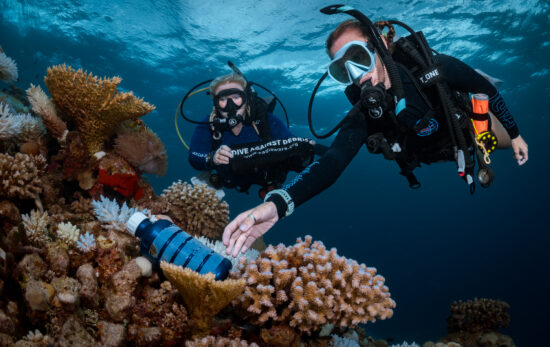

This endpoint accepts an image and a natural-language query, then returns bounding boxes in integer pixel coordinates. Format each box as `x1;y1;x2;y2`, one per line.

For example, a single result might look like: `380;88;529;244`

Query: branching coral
231;235;396;335
0;51;17;82
161;262;246;337
114;122;167;176
447;298;510;333
76;232;96;253
161;181;229;239
92;195;150;232
0;152;46;205
43;64;155;155
26;84;67;141
21;209;50;246
0;102;45;143
56;222;80;245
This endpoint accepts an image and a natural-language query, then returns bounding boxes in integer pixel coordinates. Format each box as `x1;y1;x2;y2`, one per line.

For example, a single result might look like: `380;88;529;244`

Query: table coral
43;64;155;155
161;181;229;240
161;262;246;338
231;235;396;335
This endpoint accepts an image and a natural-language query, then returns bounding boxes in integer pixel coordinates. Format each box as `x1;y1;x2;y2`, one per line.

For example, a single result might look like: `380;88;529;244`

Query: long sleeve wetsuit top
268;54;520;217
188;113;293;188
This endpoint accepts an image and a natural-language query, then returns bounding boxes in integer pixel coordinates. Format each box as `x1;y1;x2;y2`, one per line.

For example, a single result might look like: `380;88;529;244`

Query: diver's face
329;28;390;89
215;82;246;117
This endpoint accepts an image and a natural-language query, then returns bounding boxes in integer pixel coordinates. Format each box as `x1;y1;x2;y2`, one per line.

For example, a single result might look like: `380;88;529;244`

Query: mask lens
328;41;375;85
218;93;243;108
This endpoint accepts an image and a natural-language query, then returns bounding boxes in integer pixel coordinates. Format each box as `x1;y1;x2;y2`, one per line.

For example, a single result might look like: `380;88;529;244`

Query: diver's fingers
219;145;233;158
240;234;259;255
232;232;252;257
223;209;253;246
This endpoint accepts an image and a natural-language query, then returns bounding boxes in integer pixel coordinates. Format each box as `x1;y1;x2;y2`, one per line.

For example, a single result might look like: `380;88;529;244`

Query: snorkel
308;4;407;138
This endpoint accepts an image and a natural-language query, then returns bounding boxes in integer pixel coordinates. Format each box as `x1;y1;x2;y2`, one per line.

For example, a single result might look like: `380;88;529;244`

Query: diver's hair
326;19;370;58
209;73;247;95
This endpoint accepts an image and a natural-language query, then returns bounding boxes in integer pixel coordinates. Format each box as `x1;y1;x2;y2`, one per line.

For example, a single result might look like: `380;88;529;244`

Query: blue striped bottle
126;212;232;280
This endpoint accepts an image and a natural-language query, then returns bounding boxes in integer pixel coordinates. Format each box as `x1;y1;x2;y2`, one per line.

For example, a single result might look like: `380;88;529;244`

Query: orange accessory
471;93;489;134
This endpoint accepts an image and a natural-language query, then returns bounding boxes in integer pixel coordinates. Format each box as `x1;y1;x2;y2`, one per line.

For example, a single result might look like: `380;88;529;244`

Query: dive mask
214;88;247;112
328;40;377;85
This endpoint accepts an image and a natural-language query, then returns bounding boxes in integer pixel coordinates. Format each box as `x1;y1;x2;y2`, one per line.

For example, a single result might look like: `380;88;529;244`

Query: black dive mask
360;80;387;119
213;88;248;131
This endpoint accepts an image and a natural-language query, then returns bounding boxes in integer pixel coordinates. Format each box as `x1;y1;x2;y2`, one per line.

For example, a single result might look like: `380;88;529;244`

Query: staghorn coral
92;195;150;232
231;235;396;335
0;51;17;82
0;152;46;205
161;262;246;338
43;64;155;155
447;298;510;333
26;84;68;141
0;102;44;143
76;232;96;253
161;181;229;239
114;123;167;176
185;335;259;347
56;222;80;245
21;209;50;246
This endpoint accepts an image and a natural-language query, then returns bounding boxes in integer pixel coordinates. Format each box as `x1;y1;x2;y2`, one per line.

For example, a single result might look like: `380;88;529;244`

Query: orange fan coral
231;235;396;335
114;124;167;176
44;64;155;155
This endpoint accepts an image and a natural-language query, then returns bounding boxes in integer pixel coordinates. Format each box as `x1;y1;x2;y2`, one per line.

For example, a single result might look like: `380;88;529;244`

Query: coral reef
185;335;259;347
114;121;168;176
0;152;46;208
0;51;18;82
0;102;44;143
44;64;155;155
161;180;229;239
197;236;259;270
26;84;67;141
231;235;396;335
447;298;510;333
161;262;246;337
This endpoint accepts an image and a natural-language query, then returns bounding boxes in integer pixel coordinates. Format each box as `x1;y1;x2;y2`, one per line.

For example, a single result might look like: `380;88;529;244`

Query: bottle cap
126;212;148;236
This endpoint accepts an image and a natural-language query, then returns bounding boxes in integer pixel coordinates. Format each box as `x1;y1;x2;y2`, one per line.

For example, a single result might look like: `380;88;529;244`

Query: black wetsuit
268;54;519;217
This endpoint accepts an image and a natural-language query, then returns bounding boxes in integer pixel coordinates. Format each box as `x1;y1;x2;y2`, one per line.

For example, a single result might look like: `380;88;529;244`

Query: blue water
1;1;549;345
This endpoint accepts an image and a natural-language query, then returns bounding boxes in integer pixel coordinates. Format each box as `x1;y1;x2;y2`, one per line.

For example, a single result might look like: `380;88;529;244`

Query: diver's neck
231;123;243;136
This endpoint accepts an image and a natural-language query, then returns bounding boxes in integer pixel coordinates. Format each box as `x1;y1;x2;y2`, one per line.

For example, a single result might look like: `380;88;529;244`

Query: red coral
98;168;143;199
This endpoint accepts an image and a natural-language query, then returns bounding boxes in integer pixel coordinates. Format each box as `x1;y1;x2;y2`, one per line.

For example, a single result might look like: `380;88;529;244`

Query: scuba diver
185;66;318;199
223;5;529;257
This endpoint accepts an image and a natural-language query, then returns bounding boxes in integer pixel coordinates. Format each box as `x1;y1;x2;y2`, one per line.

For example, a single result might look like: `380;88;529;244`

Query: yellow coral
44;64;155;155
56;222;80;245
0;153;46;202
231;235;396;335
161;181;229;240
160;262;245;338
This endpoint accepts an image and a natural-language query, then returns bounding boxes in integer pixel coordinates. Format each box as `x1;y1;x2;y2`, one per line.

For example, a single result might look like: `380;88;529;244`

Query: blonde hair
209;73;247;95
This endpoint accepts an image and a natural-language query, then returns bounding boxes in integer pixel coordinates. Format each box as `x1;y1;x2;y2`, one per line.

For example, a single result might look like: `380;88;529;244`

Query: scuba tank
126;212;232;280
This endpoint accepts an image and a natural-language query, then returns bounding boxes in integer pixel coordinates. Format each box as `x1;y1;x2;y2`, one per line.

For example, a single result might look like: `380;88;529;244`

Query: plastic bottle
126;212;232;280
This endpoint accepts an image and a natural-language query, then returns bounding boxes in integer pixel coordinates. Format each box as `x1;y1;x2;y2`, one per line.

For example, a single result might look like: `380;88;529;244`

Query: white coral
196;235;259;270
22;209;50;245
56;222;80;244
76;231;96;252
390;343;421;347
330;334;360;347
0;52;18;82
91;195;153;232
0;101;45;142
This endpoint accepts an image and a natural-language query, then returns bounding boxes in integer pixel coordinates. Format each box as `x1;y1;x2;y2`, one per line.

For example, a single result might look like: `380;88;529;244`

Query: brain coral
231;235;396;335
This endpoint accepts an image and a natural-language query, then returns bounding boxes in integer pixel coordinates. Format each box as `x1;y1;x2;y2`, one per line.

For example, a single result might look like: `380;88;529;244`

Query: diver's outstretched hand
223;202;279;257
511;135;528;165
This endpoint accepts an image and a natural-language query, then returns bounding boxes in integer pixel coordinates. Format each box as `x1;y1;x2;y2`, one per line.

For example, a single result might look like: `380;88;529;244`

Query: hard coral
114;122;167;176
447;298;510;333
0;102;44;143
44;64;155;155
185;335;259;347
0;153;46;203
161;262;246;338
26;84;68;141
231;236;396;335
161;181;229;240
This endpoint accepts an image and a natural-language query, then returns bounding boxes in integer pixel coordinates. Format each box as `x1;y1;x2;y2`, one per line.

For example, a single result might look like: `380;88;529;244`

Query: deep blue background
1;1;549;345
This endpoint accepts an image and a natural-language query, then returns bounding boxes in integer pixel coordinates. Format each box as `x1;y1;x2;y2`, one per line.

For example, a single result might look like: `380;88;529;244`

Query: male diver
223;5;529;257
188;72;316;198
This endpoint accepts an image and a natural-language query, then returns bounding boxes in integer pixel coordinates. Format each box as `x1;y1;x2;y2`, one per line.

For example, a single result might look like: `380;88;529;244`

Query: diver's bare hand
511;135;528;165
223;202;279;257
213;145;233;165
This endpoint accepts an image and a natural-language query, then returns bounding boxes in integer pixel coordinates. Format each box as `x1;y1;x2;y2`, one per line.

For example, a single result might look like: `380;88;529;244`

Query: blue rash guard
188;113;293;189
